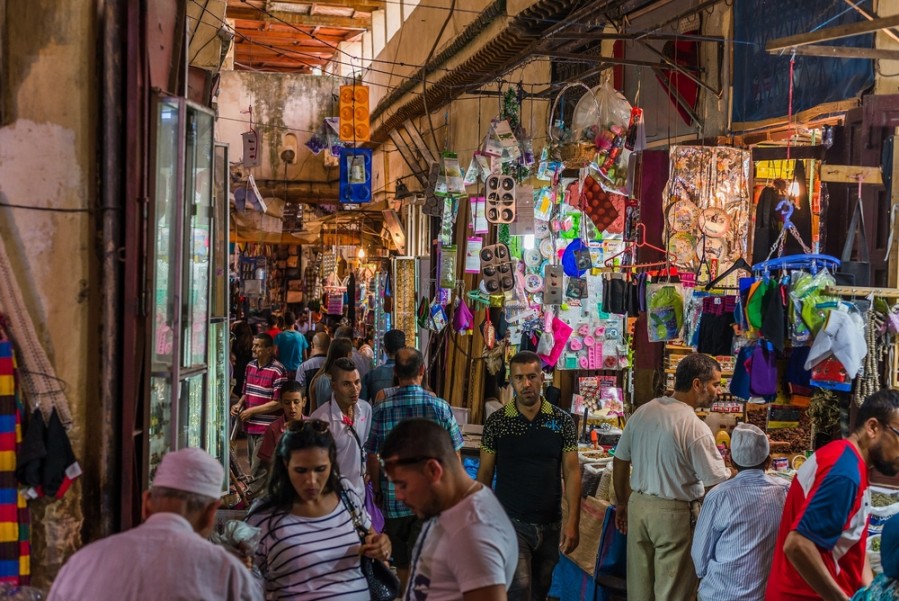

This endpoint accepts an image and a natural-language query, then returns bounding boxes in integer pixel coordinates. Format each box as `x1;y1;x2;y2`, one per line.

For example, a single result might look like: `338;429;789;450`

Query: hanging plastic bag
790;270;837;334
647;283;684;342
536;311;555;355
453;296;474;335
572;79;633;134
429;301;448;332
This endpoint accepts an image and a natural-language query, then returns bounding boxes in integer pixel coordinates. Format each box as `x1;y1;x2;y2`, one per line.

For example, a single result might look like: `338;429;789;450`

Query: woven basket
560;142;596;169
548;82;599;169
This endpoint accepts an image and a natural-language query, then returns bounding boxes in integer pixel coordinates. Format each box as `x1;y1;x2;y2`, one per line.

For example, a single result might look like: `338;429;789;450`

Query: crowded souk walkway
6;0;899;599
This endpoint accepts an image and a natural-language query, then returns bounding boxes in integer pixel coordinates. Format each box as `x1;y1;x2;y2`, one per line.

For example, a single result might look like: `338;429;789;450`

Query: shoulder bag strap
333;400;368;472
338;488;367;541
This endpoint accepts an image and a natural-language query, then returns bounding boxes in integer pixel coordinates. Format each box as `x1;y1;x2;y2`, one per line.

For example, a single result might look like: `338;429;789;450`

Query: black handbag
339;490;401;601
836;194;871;286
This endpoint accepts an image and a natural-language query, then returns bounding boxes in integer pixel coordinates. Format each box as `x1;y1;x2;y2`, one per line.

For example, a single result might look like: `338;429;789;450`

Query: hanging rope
786;51;796;161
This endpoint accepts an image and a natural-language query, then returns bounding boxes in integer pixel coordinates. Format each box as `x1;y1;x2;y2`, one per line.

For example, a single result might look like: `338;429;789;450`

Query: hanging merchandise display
647;283;685;342
479;244;515;294
392;257;417;343
662;146;751;276
485;175;517;224
339;148;372;204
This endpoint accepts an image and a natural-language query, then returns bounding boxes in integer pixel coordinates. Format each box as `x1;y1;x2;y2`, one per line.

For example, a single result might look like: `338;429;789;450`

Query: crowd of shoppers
48;337;899;601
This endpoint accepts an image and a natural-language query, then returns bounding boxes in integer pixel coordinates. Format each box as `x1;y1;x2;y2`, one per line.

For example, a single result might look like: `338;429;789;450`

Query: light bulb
787;180;800;198
523;234;535;250
358;248;365;259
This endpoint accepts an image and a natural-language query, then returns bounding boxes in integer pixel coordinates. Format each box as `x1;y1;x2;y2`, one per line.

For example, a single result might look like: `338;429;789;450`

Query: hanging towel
0;339;29;586
16;408;80;500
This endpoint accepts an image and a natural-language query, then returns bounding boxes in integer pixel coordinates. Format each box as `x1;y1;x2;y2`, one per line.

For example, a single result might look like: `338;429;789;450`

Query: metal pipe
94;0;124;541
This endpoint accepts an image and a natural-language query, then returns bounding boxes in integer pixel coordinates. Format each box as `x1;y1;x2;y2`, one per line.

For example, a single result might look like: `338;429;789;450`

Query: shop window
146;93;229;488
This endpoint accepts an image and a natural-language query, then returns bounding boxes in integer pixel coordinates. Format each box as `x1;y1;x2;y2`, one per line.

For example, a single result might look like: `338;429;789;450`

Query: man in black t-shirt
477;351;582;601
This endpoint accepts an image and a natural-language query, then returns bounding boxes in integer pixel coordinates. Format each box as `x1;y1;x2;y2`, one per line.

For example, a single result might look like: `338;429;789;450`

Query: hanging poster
732;0;874;125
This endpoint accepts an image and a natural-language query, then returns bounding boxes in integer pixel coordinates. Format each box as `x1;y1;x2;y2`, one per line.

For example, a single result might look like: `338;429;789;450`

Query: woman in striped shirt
247;419;391;600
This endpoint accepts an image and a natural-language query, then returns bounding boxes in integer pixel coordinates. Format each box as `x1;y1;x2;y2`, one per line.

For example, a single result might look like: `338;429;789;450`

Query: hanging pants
626;491;698;601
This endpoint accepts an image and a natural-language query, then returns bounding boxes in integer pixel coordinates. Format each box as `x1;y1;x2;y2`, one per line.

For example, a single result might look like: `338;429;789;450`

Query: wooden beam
819;164;883;185
842;0;899;45
766;13;899;52
234;28;347;44
228;6;370;29
269;10;370;29
779;44;899;61
235;44;336;56
273;0;383;11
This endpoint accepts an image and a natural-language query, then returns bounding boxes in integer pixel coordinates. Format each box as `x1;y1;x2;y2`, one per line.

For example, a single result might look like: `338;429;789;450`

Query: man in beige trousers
612;353;730;601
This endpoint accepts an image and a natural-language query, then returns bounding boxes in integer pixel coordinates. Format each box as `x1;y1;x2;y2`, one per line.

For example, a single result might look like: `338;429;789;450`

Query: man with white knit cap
49;448;262;601
691;424;789;601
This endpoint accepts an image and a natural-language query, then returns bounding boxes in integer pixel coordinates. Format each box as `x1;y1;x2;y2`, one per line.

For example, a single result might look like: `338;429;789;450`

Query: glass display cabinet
145;93;229;489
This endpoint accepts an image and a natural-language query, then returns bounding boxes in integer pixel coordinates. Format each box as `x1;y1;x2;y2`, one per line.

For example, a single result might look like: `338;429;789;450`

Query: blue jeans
508;518;561;601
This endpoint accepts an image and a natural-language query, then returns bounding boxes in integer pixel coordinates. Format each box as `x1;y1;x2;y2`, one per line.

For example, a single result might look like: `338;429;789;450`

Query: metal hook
775;199;794;227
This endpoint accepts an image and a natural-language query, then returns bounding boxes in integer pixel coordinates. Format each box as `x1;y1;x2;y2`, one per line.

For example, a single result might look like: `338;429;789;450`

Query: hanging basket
547;82;598;169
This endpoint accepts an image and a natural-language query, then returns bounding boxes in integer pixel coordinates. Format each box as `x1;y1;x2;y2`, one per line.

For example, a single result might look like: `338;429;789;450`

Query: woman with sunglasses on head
246;420;391;600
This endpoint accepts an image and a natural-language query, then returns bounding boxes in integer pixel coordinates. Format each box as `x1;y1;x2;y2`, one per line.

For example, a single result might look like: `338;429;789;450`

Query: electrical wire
421;0;456;152
0;201;108;214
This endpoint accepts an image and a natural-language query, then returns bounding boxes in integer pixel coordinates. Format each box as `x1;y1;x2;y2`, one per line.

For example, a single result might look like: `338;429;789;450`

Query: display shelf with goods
393;256;417;345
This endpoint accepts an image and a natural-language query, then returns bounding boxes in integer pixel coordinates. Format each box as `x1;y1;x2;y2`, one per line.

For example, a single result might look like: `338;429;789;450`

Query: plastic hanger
604;223;675;267
704;257;751;291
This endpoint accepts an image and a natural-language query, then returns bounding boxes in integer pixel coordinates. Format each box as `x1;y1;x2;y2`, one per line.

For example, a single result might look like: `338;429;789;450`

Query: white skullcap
152;447;225;499
730;423;770;468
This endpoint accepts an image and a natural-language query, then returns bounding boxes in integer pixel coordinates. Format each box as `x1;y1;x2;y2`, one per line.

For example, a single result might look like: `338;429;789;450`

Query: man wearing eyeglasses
766;389;899;601
366;347;464;588
381;418;517;601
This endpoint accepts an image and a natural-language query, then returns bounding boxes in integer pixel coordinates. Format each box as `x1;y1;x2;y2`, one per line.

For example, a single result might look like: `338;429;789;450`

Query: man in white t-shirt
310;357;372;498
382;418;517;601
612;353;730;601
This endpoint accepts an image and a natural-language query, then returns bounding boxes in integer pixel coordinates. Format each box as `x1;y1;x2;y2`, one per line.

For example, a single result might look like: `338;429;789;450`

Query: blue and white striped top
691;469;790;601
247;485;371;600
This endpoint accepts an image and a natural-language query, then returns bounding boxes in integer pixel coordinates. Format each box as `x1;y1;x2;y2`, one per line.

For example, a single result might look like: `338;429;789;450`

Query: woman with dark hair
307;337;354;411
246;420;390;600
231;322;255;398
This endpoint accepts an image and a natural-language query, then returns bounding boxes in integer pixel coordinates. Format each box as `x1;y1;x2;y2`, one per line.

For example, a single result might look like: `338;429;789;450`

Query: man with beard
766;389;899;601
382;418;517;601
613;353;730;601
477;351;581;601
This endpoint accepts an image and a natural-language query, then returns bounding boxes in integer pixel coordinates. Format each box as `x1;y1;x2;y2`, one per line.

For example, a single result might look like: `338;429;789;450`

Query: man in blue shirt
274;311;309;380
691;423;789;601
361;329;405;403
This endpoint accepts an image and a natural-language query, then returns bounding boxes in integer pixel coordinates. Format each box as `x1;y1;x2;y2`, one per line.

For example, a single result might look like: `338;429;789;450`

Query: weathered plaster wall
363;0;513;114
0;0;95;589
216;71;341;183
875;0;899;94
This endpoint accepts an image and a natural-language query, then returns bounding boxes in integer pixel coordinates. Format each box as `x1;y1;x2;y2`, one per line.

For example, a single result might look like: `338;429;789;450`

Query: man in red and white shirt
766;389;899;601
231;333;286;487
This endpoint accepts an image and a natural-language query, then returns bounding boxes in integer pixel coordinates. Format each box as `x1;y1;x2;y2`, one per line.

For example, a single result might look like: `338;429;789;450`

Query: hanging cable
421;0;457;153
